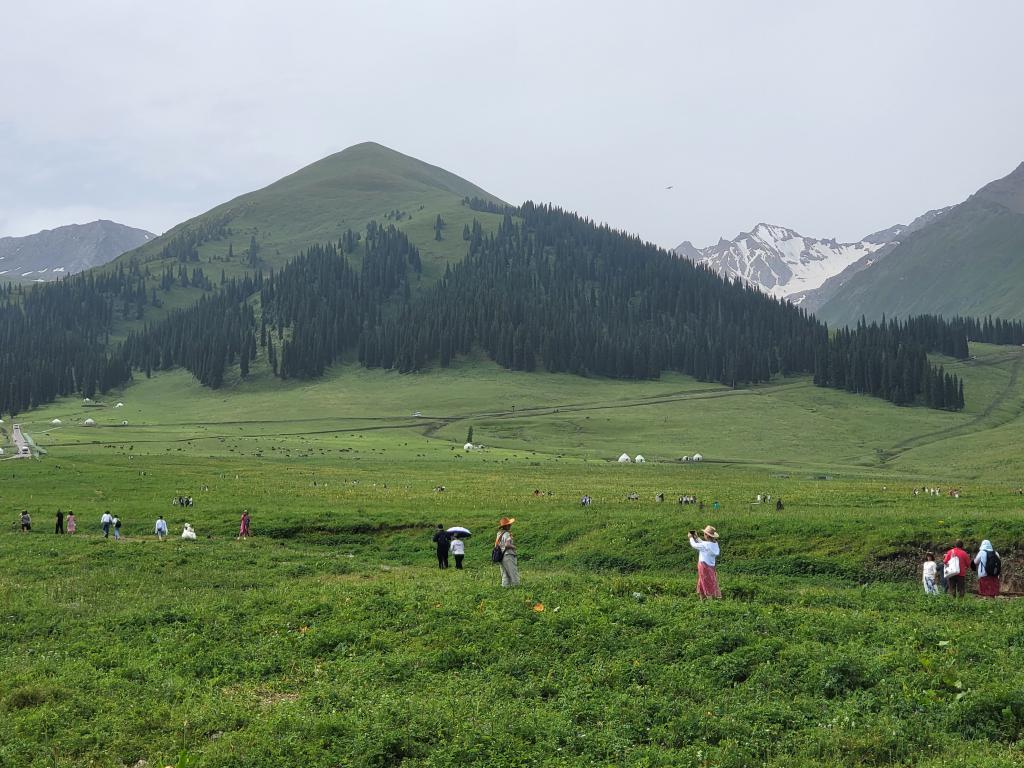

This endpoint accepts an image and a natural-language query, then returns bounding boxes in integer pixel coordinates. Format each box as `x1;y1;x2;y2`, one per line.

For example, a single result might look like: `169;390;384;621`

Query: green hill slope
115;141;507;283
14;343;1024;479
818;162;1024;326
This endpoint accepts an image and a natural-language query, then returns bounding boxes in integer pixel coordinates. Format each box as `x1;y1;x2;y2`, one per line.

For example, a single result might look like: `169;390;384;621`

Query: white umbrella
447;526;472;537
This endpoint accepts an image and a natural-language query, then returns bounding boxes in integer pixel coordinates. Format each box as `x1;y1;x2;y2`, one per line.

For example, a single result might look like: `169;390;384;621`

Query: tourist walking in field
238;510;251;540
689;525;722;599
922;552;939;594
451;536;465;569
101;511;113;538
943;541;971;598
55;509;64;534
66;512;76;535
112;515;122;541
432;524;451;569
494;517;519;587
973;540;1002;597
155;515;168;541
19;511;31;532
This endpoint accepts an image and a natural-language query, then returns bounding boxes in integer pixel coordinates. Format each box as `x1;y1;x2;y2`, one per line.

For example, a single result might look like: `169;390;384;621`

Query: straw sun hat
702;525;719;539
498;517;516;527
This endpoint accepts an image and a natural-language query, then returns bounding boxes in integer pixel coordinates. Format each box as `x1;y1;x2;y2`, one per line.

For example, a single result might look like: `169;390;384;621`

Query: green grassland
10;342;1024;480
4;344;1024;766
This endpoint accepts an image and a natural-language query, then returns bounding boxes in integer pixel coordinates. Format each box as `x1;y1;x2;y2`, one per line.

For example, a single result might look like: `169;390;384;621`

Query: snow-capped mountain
0;220;154;282
674;224;886;300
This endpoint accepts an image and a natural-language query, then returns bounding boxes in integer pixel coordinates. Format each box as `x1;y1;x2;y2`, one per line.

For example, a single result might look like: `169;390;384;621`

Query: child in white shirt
922;552;938;594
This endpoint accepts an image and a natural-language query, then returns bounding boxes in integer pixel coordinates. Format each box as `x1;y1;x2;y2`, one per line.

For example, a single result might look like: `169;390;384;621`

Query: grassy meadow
3;343;1024;766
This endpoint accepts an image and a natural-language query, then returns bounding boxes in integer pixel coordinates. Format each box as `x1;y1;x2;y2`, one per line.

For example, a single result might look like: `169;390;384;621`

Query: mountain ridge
674;223;887;300
790;206;954;313
818;162;1024;325
0;220;154;281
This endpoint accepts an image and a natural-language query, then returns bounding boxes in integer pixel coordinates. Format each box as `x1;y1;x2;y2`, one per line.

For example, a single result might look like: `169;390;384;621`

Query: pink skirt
697;562;721;599
978;576;1000;597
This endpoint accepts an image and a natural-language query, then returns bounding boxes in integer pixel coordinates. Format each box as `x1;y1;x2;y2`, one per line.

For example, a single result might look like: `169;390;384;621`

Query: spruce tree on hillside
247;236;260;267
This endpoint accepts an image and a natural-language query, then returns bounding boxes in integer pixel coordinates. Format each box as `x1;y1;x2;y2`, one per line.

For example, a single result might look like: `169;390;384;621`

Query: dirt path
878;348;1024;465
419;380;810;438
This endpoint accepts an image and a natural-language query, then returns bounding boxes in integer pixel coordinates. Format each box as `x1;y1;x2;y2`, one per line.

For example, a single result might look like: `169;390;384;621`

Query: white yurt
692;453;703;462
114;402;125;408
51;418;62;424
617;453;631;463
83;398;92;403
463;442;474;451
635;455;646;464
121;420;128;426
83;418;96;426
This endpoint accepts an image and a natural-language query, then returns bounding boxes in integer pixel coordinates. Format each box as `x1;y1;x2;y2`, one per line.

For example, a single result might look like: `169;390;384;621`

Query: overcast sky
3;1;1022;247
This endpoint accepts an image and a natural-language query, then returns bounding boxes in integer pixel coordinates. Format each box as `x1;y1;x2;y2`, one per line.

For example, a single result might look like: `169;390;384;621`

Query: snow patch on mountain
675;223;885;299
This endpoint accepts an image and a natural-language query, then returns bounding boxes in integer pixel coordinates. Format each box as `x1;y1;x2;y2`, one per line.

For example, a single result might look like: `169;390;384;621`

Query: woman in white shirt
450;536;466;569
688;525;721;599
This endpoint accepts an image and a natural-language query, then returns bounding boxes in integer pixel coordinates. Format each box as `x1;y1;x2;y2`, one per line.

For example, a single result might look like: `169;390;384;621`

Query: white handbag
944;555;961;578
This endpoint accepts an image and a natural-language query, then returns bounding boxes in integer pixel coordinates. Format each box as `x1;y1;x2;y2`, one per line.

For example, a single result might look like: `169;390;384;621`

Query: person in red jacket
943;540;971;598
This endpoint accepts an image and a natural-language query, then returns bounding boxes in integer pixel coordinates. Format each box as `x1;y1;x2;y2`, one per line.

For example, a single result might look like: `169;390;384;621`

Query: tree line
814;317;964;409
1;204;1011;417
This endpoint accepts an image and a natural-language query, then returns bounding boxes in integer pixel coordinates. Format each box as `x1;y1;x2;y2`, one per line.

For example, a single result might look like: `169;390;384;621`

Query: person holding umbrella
494;517;519;587
688;525;721;599
447;526;471;569
432;524;451;569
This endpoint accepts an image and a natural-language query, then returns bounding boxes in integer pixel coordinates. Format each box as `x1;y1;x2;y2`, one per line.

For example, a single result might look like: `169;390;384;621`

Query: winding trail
878;348;1024;465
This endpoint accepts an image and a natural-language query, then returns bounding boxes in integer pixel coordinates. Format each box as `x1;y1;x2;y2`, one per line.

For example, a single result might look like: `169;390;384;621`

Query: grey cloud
2;0;1022;246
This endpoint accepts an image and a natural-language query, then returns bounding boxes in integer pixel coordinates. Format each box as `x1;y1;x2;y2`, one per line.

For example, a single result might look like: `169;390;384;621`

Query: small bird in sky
665;185;674;190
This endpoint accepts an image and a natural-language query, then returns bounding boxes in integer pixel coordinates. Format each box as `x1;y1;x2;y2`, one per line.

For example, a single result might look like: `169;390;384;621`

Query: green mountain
116;141;507;283
7;143;1022;420
818;162;1024;326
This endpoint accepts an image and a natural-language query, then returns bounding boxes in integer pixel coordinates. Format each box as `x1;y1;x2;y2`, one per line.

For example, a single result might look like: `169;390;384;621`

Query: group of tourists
429;517;520;586
923;540;1003;597
914;487;962;498
13;509;252;542
431;516;711;595
18;509;79;534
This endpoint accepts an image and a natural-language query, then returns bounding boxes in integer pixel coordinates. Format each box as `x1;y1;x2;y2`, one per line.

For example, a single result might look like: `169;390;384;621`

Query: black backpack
986;551;1001;578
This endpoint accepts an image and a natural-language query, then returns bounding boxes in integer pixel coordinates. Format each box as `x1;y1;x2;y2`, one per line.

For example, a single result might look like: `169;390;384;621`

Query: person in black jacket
55;509;64;534
432;525;450;569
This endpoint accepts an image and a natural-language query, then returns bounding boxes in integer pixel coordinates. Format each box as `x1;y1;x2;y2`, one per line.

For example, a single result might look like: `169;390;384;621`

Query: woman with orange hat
688;525;721;599
494;517;519;587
